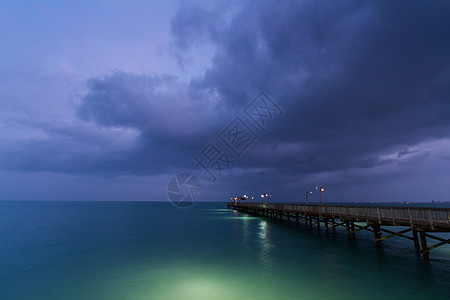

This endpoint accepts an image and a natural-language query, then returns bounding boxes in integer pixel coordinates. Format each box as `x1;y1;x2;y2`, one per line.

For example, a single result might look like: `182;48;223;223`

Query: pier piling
227;202;450;261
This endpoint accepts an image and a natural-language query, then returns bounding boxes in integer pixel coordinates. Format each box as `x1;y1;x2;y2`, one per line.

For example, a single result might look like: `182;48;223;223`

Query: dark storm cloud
76;70;232;152
1;71;225;175
170;0;450;184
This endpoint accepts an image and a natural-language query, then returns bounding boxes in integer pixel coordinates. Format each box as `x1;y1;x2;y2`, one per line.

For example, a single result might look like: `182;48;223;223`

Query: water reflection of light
115;261;285;300
258;220;274;266
174;277;232;299
241;214;251;250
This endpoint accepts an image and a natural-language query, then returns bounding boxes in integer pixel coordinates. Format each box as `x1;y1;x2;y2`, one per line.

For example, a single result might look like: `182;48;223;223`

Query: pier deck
227;202;450;261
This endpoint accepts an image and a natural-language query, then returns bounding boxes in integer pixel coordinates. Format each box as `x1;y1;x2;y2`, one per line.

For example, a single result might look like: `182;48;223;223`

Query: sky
1;0;449;203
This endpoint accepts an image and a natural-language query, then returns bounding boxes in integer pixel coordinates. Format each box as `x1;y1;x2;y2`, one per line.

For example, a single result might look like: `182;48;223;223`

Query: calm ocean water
1;201;449;300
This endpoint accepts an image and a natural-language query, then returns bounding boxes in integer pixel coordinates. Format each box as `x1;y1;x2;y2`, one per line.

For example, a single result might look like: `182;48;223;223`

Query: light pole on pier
261;193;271;204
315;185;324;205
306;191;312;204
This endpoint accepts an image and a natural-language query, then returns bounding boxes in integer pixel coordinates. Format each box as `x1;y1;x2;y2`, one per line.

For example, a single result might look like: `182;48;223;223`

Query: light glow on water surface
91;259;321;300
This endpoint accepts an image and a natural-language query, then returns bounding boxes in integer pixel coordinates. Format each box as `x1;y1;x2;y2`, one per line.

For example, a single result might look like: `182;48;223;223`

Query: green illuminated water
1;201;449;299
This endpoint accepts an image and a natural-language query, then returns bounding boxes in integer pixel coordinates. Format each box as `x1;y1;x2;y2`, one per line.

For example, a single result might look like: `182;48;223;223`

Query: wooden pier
227;202;450;261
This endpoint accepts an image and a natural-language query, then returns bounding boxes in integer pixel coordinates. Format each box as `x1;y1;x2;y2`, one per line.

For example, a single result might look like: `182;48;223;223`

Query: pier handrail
227;203;450;228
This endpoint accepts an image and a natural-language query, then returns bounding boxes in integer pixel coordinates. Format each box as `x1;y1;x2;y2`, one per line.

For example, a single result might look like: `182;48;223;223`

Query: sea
1;201;449;300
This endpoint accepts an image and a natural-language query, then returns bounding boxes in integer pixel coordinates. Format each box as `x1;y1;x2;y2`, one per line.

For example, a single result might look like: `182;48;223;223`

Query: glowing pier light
305;191;312;204
314;185;325;205
260;193;271;204
232;195;248;204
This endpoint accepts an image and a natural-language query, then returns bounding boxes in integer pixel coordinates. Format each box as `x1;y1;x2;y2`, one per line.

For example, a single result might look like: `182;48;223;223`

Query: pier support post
373;224;382;247
419;232;429;261
346;221;352;240
412;229;420;252
351;221;355;238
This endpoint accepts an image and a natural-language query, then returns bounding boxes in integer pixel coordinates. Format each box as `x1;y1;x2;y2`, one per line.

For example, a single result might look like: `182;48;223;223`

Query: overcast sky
1;0;449;203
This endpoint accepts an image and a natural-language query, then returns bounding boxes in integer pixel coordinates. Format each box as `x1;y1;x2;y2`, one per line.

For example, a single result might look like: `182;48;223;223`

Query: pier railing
228;203;450;229
227;202;450;261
